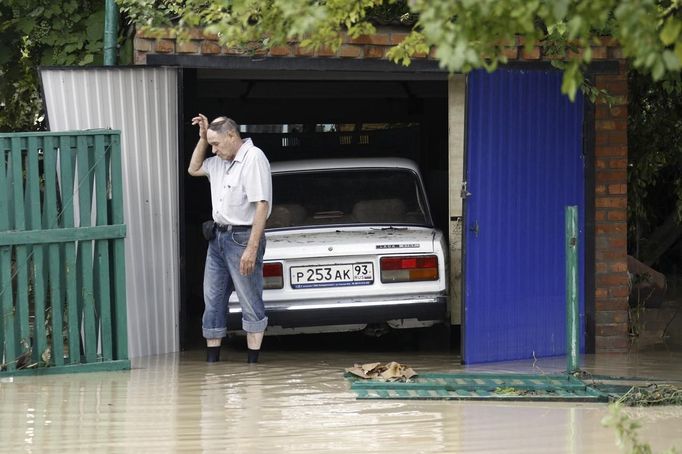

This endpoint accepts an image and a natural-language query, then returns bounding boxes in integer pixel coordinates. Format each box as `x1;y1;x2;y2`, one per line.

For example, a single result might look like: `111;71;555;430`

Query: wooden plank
0;225;127;246
0;144;16;371
0;359;131;377
10;137;31;357
76;135;97;363
59;135;80;364
43;137;64;366
93;135;113;361
27;137;48;365
109;133;128;360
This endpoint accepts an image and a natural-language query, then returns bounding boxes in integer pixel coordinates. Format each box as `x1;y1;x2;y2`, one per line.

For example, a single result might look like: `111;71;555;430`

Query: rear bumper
227;295;447;330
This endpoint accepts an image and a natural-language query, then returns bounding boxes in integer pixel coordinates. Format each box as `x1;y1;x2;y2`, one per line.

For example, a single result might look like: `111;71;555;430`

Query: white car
228;158;448;335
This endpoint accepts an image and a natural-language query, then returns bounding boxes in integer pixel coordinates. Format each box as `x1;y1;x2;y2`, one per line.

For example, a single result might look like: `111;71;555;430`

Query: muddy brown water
1;336;681;453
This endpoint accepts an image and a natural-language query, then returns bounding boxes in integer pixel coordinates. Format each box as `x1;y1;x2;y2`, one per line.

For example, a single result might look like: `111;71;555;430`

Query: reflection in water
1;349;681;453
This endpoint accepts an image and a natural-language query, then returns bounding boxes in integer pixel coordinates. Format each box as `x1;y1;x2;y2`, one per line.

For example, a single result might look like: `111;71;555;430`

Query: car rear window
267;168;430;229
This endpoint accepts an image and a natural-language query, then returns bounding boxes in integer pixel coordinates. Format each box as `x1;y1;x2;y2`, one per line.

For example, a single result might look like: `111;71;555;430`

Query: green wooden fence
0;130;129;376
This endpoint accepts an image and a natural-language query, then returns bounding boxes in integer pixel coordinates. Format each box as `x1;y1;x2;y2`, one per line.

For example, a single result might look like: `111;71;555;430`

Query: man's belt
215;223;251;232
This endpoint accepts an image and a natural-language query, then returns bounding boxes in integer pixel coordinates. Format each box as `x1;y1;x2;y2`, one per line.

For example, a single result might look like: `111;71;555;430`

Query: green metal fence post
565;206;579;373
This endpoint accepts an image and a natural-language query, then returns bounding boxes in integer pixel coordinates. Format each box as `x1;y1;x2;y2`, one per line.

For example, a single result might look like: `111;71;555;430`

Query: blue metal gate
463;69;585;363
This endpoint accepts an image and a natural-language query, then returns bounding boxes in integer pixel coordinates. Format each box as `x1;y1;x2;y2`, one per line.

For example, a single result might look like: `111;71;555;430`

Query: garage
177;63;451;348
39;29;629;361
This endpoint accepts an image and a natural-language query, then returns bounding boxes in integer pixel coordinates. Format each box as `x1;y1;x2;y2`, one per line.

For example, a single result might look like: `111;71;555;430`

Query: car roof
270;157;421;174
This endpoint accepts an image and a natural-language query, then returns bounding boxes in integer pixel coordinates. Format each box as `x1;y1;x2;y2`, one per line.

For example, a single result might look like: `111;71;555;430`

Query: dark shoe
207;346;220;362
247;349;260;364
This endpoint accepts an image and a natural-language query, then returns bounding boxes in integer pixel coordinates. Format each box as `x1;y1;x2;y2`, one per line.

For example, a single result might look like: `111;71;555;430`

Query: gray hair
208;116;241;137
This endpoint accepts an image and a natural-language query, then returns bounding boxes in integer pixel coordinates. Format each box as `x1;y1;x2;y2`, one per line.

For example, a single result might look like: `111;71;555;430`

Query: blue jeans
202;227;268;339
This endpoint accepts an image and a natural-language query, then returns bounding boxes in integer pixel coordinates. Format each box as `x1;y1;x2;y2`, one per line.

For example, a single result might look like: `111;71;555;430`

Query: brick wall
134;28;630;352
593;61;630;352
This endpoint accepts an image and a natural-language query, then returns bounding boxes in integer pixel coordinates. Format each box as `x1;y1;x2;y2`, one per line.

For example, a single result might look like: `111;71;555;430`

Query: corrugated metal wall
40;67;180;358
464;69;585;363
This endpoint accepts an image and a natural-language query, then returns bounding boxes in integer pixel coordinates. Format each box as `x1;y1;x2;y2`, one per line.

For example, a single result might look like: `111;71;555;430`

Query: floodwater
1;338;681;453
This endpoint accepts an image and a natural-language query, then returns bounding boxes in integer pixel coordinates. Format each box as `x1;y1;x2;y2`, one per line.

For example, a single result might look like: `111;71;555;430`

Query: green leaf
662;50;680;71
86;9;105;44
652;59;665;80
675;42;682;65
552;0;569;21
660;18;681;46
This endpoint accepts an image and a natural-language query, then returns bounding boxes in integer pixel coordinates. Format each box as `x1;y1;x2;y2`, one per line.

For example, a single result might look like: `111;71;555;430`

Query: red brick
349;33;390;45
201;41;221;54
596;262;608;273
595;287;608;298
502;46;518;59
203;31;220;41
412;51;428;59
604;132;628;145
134;37;153;52
365;46;385;59
223;46;244;55
154;39;175;53
596;104;627;119
595;145;627;157
390;32;409;45
317;45;336;57
608;285;630;297
596;120;618;131
602;80;628;95
609;238;627;249
595;170;627;184
596;250;624;261
596;299;628;311
596;311;628;324
595;223;626;234
591;46;608;59
596;273;629;286
607;210;627;221
595;196;627;208
269;46;292;57
608;184;627;195
609;47;625;59
596;323;628;337
595;159;607;169
609;159;627;169
338;45;363;58
295;45;315;57
176;40;200;53
595;335;629;351
521;46;541;59
596;184;607;195
137;28;175;39
595;210;606;221
600;37;620;47
134;51;147;65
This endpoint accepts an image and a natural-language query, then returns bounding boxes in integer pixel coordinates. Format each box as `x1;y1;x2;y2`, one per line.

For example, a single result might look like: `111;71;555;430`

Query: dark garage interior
178;67;450;349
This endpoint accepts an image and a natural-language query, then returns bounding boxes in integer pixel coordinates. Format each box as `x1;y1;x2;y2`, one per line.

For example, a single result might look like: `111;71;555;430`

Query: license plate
290;263;374;289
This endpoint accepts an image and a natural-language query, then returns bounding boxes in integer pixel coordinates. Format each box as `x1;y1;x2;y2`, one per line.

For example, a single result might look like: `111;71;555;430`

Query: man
188;114;272;363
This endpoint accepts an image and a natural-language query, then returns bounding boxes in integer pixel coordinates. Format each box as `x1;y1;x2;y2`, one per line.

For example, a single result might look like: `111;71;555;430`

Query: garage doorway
178;68;450;349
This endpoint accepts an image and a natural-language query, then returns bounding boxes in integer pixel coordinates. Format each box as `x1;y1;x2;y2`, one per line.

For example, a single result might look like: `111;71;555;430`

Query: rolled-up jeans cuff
203;327;227;339
242;316;268;333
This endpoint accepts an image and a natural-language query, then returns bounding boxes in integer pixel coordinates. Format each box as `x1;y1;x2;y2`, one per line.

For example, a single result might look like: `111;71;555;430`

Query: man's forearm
247;201;269;251
188;138;208;176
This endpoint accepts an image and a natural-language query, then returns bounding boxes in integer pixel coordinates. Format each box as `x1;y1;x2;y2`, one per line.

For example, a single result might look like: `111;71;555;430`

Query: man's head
207;117;243;160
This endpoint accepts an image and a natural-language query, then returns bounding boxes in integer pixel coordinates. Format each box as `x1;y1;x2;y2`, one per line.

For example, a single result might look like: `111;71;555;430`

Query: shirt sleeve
201;156;217;180
244;150;272;204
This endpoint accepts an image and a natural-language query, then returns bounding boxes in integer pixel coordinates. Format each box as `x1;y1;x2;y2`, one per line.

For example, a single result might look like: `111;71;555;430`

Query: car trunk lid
264;227;435;261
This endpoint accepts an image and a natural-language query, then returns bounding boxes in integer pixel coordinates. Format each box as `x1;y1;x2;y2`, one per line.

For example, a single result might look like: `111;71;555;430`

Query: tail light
380;255;438;283
263;262;283;289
